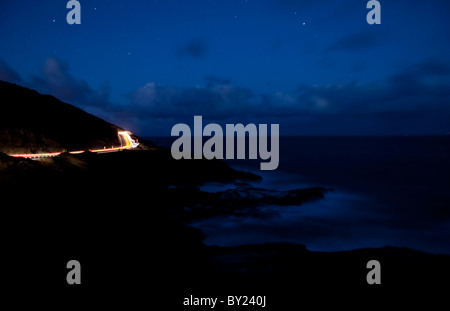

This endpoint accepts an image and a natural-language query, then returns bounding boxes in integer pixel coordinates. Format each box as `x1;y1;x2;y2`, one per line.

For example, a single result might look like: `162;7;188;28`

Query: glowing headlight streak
10;152;62;158
89;131;137;153
9;131;139;158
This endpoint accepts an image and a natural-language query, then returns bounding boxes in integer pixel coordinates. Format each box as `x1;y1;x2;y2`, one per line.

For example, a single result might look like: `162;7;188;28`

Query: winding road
9;131;140;159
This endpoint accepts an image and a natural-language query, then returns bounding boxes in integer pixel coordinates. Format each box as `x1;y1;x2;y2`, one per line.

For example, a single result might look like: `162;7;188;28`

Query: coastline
2;146;449;306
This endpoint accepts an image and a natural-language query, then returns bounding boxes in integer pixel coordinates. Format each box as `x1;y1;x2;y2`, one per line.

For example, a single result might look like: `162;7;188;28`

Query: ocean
148;136;450;254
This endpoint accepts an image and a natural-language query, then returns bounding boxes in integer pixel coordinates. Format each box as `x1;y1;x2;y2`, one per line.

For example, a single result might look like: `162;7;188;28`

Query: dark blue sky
1;0;449;136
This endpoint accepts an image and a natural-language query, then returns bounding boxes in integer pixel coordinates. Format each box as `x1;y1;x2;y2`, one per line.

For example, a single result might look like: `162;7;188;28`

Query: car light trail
10;152;62;158
8;131;139;159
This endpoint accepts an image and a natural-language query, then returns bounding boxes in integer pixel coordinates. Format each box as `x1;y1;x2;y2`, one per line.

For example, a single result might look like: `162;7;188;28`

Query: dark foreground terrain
1;81;449;308
1;148;449;309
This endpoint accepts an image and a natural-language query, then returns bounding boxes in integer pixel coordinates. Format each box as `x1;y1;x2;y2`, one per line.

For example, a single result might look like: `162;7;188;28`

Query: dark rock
178;186;328;221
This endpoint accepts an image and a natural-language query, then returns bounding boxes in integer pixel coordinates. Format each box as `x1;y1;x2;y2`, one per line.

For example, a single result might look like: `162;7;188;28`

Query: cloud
265;0;332;11
176;38;209;59
118;58;450;135
405;60;450;77
270;76;449;119
0;59;23;84
29;58;111;109
327;31;381;52
0;58;106;108
204;75;232;87
30;58;93;105
127;79;254;119
2;58;450;136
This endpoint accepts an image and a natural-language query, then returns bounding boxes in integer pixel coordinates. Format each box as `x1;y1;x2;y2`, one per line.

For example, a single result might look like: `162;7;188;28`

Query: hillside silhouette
0;80;122;154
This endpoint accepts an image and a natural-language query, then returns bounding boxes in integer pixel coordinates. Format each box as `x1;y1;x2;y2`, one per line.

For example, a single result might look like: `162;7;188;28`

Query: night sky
1;0;449;136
